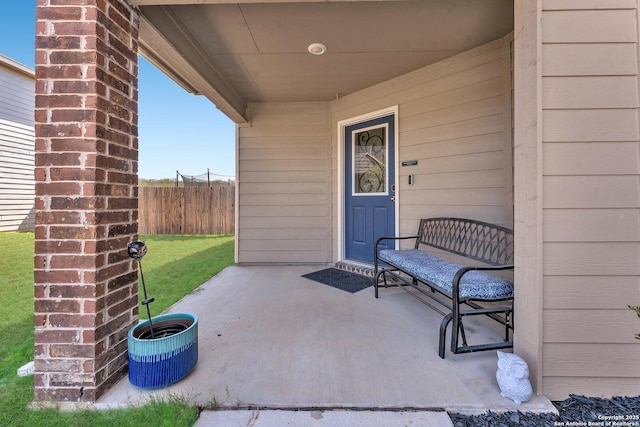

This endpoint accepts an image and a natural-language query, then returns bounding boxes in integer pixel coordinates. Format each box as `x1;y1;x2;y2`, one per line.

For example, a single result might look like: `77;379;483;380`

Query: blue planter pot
127;312;198;389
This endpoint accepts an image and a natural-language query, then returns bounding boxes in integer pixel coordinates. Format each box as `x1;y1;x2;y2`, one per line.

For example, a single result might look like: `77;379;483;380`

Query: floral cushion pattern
378;249;513;301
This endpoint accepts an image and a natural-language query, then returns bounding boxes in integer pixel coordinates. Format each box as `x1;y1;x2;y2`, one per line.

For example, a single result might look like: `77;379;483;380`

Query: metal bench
373;217;514;358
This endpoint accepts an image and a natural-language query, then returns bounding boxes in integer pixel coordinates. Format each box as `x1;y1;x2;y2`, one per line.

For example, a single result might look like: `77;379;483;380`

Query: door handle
390;196;396;202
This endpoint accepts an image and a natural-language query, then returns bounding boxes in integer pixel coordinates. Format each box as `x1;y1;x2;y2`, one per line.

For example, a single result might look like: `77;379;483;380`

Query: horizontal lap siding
541;1;640;399
237;103;331;263
0;63;34;126
0;61;35;232
331;36;513;254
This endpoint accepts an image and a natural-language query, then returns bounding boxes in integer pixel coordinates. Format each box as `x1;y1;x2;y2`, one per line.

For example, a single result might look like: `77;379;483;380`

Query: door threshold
335;260;375;277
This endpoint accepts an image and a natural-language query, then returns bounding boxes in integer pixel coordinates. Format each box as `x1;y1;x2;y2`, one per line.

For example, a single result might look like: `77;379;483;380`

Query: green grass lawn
0;232;234;427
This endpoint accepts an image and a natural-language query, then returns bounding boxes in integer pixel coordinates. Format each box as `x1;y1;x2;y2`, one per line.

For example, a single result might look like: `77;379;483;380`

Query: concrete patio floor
97;264;555;422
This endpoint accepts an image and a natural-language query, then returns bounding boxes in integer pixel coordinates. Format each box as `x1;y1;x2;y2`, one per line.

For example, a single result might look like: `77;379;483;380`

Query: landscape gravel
450;395;640;427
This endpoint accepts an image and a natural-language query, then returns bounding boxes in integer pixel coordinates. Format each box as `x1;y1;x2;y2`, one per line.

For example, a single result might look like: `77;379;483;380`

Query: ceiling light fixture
308;43;327;55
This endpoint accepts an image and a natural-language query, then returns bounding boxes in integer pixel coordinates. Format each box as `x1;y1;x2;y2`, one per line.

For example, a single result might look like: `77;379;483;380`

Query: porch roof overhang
132;0;514;123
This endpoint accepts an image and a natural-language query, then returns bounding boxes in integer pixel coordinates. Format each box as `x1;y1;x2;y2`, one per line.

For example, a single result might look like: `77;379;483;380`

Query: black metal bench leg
506;299;514;341
450;304;465;354
374;269;386;298
439;313;453;359
459;319;468;347
504;309;513;342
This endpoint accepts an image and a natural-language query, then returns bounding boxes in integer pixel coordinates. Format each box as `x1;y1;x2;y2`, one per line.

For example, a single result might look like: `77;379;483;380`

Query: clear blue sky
0;2;236;180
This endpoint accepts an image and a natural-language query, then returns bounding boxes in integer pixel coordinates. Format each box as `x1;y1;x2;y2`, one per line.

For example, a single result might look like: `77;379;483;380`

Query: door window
352;126;387;195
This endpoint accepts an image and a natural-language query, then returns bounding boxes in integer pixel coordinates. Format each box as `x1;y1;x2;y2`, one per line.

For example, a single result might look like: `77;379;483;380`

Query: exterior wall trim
513;0;544;394
0;54;34;78
234;122;240;263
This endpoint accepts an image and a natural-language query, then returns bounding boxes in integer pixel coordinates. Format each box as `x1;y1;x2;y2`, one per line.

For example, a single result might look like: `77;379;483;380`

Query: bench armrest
457;264;514;274
373;235;419;267
374;235;419;255
374;235;419;248
452;264;514;302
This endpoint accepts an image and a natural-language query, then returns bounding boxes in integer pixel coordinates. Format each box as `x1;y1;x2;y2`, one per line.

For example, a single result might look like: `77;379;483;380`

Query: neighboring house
32;0;640;403
0;54;35;232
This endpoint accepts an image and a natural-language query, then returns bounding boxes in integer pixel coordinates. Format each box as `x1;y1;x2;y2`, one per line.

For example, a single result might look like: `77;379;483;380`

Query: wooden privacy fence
139;185;235;235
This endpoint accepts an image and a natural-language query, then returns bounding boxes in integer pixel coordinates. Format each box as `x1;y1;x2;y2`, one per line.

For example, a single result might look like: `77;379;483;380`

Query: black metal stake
137;261;155;338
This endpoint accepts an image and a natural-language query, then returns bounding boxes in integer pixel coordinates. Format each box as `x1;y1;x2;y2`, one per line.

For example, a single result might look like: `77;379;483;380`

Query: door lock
390;196;396;202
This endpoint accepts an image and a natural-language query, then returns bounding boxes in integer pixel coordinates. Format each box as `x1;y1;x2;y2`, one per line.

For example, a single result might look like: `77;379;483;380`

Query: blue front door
345;114;396;263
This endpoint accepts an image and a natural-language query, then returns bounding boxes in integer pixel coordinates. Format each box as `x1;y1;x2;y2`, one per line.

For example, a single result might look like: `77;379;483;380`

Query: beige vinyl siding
0;58;35;232
237;102;331;263
541;0;640;399
331;35;513;255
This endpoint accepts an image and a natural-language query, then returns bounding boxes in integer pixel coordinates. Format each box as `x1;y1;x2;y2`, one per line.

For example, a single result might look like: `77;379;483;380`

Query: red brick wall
34;0;139;402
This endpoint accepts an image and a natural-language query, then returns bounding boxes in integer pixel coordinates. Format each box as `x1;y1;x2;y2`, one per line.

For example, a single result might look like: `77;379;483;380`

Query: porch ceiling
133;0;514;122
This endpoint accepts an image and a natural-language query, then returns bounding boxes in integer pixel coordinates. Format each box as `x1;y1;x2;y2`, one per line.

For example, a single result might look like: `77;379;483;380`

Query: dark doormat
302;268;373;294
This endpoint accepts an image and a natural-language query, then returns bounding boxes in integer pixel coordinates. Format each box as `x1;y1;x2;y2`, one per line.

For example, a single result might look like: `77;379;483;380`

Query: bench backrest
416;217;514;266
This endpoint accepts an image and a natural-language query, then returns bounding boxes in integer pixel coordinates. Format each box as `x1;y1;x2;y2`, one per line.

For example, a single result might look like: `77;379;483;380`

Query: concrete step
195;409;454;427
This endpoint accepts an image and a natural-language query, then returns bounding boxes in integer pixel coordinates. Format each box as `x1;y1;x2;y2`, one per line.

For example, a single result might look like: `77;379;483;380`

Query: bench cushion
378;249;513;300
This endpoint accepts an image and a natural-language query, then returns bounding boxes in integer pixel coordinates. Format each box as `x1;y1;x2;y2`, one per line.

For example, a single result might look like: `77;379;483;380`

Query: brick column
34;0;139;402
